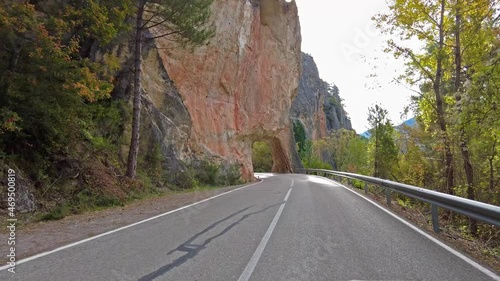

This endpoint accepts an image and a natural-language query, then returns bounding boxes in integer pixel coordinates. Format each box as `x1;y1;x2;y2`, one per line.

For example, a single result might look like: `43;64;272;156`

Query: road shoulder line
0;180;263;271
316;176;500;281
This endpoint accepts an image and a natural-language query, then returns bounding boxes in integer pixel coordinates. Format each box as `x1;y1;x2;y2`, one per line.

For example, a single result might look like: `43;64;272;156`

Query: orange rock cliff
113;0;302;181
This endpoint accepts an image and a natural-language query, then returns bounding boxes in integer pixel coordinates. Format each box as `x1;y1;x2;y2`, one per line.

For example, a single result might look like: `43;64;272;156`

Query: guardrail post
364;182;368;194
432;204;440;233
386;188;391;206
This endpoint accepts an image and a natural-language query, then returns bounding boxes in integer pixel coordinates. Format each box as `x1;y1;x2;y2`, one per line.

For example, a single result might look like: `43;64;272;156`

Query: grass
39;193;124;221
37;179;240;222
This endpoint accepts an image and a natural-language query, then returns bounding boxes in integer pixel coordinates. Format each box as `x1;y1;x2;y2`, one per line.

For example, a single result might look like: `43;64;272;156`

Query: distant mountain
360;130;371;139
397;117;416;129
359;117;416;139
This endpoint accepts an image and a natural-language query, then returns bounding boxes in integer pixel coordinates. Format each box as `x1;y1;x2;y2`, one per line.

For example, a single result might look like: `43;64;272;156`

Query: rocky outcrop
290;53;352;167
0;164;36;214
114;0;302;181
324;84;352;132
291;53;352;140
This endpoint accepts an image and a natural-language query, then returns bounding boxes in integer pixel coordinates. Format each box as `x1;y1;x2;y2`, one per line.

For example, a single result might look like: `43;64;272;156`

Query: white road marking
314;175;500;281
0;180;264;271
238;187;293;281
254;173;276;179
291;179;294;187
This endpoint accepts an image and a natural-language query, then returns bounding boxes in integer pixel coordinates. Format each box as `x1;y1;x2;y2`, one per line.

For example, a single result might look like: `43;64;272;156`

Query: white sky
294;0;415;133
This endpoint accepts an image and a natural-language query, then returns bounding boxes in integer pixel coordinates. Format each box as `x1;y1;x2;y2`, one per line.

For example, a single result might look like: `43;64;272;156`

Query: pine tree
367;105;398;179
126;0;215;179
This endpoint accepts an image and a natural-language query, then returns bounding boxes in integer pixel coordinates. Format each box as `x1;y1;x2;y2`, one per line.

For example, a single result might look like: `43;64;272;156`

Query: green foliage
166;160;242;190
73;188;122;212
351;179;365;189
142;0;215;47
252;141;273;172
303;157;332;170
41;204;72;221
292;120;307;156
62;0;134;46
0;109;20;135
300;139;333;170
293;125;334;169
367;104;398;179
345;136;369;173
0;1;128;180
221;164;243;186
168;167;197;190
323;84;344;129
299;139;313;164
299;129;368;174
195;160;221;186
374;0;500;240
326;129;369;173
40;188;122;221
396;197;412;209
144;143;163;181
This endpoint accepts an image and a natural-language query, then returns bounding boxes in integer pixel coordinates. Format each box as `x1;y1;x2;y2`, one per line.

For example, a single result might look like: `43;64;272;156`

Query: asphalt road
1;173;499;281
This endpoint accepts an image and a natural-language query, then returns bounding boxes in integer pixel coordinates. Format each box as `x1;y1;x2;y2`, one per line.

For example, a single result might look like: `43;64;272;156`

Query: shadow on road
137;203;282;281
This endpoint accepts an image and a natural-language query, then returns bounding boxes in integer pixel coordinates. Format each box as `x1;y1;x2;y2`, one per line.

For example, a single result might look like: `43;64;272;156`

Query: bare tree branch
148;30;181;40
391;43;436;85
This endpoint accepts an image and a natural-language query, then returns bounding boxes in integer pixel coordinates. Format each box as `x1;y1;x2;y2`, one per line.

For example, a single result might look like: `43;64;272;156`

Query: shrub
221;164;243;186
167;168;197;190
195;160;221;186
41;204;71;221
252;141;273;172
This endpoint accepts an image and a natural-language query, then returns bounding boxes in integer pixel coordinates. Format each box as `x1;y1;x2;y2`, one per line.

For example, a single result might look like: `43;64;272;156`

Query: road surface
1;173;498;280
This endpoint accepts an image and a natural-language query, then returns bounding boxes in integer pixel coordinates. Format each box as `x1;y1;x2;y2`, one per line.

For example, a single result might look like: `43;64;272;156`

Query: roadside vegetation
0;0;242;223
252;141;273;172
36;160;242;222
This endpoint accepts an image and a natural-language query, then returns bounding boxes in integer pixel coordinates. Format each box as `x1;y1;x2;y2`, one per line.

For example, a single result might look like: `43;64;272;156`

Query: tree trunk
489;141;496;191
374;124;380;178
435;0;455;195
454;0;476;235
126;0;146;179
8;43;22;72
461;140;477;234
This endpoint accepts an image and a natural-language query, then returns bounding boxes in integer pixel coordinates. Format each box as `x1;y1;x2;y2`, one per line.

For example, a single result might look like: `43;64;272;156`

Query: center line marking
291;179;294;187
238;187;292;281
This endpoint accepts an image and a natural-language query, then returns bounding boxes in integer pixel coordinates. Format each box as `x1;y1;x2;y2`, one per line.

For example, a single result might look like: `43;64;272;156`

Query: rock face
290;53;352;167
0;165;36;214
291;53;352;140
115;0;302;181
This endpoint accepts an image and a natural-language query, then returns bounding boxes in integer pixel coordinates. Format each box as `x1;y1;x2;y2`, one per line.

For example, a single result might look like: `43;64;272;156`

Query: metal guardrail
295;168;500;232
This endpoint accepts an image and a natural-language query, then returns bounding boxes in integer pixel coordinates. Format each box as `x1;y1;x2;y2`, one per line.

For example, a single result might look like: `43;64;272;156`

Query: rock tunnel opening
251;136;293;174
252;141;273;172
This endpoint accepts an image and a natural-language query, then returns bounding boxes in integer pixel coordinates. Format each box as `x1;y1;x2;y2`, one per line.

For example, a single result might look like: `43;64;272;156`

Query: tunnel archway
250;134;294;175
